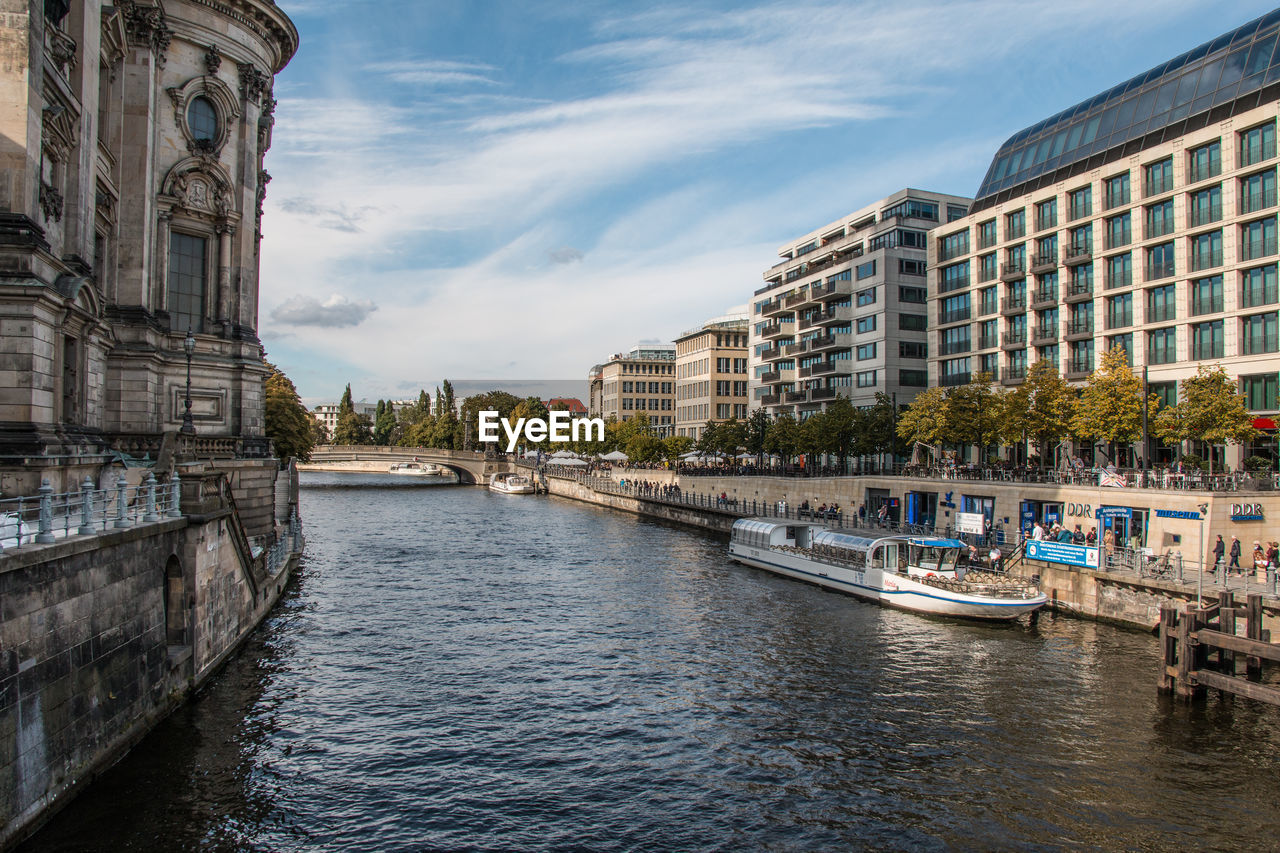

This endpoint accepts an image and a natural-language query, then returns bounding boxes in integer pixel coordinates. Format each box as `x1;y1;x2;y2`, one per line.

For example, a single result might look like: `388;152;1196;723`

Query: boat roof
733;518;824;533
907;537;966;549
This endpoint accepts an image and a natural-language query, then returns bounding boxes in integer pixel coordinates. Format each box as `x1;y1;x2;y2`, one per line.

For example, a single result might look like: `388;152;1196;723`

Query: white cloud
271;294;378;328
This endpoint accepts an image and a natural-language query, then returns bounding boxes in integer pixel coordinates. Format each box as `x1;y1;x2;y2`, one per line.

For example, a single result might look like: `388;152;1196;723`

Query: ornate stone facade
0;1;298;492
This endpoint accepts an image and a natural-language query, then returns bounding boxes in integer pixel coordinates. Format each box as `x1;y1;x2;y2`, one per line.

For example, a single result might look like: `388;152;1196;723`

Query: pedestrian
858;503;867;523
1229;535;1241;575
1103;527;1115;566
1252;541;1265;577
989;545;1002;572
1086;526;1097;546
1071;524;1085;545
877;504;888;527
1211;534;1225;575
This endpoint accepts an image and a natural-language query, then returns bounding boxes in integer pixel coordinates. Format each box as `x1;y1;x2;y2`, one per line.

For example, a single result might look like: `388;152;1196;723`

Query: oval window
187;96;218;142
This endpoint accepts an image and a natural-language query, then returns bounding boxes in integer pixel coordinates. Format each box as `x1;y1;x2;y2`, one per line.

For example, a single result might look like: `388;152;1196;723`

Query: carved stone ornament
237;63;270;104
41;103;78;162
40;180;64;222
120;1;172;64
256;169;271;218
47;26;78;76
163;159;237;221
205;44;222;76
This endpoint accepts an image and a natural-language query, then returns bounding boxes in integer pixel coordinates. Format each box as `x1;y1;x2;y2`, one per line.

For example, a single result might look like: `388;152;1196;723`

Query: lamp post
1196;502;1208;604
180;329;196;436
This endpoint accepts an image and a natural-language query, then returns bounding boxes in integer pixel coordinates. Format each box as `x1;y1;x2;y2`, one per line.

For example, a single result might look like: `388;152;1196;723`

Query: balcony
783;341;807;356
811;361;842;375
784;390;808;404
783;291;810;309
761;393;781;406
1147;305;1176;323
1189;204;1223;227
760;370;781;383
817;305;855;326
810;280;839;299
1066;358;1094;379
758;344;780;361
1241;238;1278;262
1001;366;1028;386
1029;253;1058;274
978;335;999;350
1030;288;1059;309
1002;330;1027;349
939;340;971;356
1000;261;1027;282
810;333;852;352
1065;320;1094;340
1001;296;1027;315
760;320;794;340
1031;325;1058;346
940;372;971;387
810;387;836;401
1065;280;1093;302
938;307;971;325
1241;189;1277;215
1145;261;1175;281
1063;244;1093;266
1189;250;1223;272
760;298;785;317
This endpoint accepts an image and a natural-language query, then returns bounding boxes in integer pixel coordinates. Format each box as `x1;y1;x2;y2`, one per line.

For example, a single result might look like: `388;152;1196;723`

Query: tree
332;383;373;445
373;400;397;446
459;390;521;450
663;434;694;461
745;408;770;459
1154;364;1258;473
714;418;746;457
943;372;1003;459
1071;347;1153;464
1002;359;1076;465
823;396;860;467
263;362;315;462
625;432;664;463
896;386;950;449
797;413;827;459
695;420;718;454
764;413;799;462
862;393;897;460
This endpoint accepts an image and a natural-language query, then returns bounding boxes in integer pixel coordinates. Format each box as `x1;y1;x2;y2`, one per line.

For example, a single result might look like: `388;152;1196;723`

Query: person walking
1103;526;1116;568
1071;524;1085;545
1228;535;1242;575
1211;534;1225;576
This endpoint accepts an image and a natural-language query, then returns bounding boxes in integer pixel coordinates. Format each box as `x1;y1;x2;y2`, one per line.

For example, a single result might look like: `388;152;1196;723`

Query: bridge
303;445;517;485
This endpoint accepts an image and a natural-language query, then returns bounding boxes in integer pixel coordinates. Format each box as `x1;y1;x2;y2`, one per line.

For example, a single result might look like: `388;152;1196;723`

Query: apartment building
750;188;973;419
312;401;379;440
674;315;750;439
593;344;677;435
929;10;1280;467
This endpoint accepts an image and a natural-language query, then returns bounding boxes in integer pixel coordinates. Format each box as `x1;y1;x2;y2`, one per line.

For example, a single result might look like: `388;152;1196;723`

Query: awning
1254;416;1277;430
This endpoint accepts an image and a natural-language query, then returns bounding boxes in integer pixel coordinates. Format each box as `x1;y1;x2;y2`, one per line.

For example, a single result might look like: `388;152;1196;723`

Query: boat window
871;547;884;569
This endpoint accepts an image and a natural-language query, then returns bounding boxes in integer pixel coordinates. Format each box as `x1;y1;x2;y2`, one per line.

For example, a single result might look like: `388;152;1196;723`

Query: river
22;473;1280;851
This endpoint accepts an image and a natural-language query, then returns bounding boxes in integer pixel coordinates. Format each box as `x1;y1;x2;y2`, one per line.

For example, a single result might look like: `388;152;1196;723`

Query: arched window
187;96;218;142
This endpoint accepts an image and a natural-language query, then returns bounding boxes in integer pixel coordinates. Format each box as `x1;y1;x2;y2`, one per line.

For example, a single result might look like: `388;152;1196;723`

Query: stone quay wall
544;475;739;534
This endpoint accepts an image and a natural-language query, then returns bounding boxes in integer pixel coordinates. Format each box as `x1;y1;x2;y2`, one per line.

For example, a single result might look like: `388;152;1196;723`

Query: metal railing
0;472;183;551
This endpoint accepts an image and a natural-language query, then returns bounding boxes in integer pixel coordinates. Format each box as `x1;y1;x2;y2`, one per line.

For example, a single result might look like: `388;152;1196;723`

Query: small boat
389;462;442;476
489;472;535;494
728;519;1046;621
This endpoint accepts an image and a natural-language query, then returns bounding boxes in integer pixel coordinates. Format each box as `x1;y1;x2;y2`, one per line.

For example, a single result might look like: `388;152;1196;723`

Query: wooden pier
1159;592;1280;705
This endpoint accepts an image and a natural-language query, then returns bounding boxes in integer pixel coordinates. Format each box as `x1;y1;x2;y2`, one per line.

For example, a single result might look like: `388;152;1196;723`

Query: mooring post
143;472;160;522
168;471;182;518
1175;603;1193;700
35;478;55;544
1158;605;1177;694
78;476;96;535
1218;590;1235;675
114;476;130;528
1245;593;1263;682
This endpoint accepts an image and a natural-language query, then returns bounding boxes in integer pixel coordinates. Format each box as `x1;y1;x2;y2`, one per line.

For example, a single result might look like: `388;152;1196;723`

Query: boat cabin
734;519;965;577
731;519;822;549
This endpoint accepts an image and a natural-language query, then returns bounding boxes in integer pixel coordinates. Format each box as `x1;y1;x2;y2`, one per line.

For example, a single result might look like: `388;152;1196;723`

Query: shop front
1098;505;1149;549
905;491;937;528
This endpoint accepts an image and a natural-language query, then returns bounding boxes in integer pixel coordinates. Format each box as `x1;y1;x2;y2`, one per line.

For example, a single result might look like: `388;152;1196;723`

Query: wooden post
1158;606;1177;694
1218;590;1235;675
1176;603;1196;701
1246;593;1263;682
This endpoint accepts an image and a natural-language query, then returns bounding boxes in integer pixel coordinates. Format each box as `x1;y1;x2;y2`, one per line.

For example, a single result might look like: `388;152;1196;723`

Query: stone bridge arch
306;446;515;486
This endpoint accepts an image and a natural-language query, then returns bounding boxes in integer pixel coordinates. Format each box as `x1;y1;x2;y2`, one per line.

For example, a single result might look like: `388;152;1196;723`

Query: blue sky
261;0;1278;405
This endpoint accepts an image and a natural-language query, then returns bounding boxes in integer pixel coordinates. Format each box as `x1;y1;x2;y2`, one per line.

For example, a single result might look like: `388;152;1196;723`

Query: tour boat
389;462;442;476
728;519;1046;621
488;472;535;494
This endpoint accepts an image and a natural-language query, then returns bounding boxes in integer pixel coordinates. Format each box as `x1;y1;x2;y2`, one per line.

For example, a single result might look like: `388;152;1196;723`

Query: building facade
674;314;749;439
929;11;1280;468
750;188;973;420
312;400;378;440
0;0;296;491
593;344;676;435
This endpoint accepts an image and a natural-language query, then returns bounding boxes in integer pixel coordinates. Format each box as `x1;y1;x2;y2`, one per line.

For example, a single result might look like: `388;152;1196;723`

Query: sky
261;0;1279;406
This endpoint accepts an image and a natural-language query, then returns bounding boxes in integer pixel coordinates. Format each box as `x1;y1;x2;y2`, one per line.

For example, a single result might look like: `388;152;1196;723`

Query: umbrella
600;450;629;462
736;453;754;460
679;451;701;459
550;450;577;458
553;456;588;466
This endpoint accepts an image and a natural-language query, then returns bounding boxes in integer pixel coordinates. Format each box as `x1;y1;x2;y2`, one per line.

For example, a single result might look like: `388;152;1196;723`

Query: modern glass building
930;9;1280;468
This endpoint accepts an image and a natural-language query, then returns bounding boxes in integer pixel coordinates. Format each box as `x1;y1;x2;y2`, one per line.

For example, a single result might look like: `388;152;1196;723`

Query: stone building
0;0;297;492
591;344;676;435
674;313;749;440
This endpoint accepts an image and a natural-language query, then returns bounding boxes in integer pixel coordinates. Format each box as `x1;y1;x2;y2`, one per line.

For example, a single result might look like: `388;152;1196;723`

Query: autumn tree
263;362;315;462
1070;346;1155;464
1001;359;1076;465
943;372;1003;459
896;386;949;449
1154;364;1258;473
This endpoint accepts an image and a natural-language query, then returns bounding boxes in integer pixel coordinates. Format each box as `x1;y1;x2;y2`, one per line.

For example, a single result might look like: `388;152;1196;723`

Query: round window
187;96;218;142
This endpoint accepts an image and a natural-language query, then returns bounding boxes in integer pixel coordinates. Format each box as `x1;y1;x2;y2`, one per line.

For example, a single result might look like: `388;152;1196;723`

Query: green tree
745;408;770;459
1071;347;1153;464
263;362;315;462
1154;364;1258;473
862;393;897;459
943;372;1003;459
332;383;373;445
625;432;664;463
695;420;719;454
460;390;522;451
663;434;694;461
823;396;859;467
714;418;747;457
764;413;800;462
1002;359;1076;465
797;412;827;458
896;386;949;449
373;400;397;446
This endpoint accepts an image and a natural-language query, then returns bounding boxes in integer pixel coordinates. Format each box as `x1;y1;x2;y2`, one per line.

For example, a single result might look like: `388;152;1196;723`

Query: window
978;253;997;282
167;232;207;332
1189;230;1222;271
900;341;927;358
1242;264;1279;308
939;261;970;293
1068;301;1093;335
899;369;927;386
1144;157;1173;196
1069;263;1093;295
1068;224;1092;255
1147;327;1177;364
1007;349;1027;379
1106;253;1132;289
947;204;969;222
937;230;969;262
856;316;877;334
940;293;970;324
1145;199;1175;239
856;342;878;360
1145;242;1175;281
939;326;970;356
978;219;998;249
1242;312;1278;354
1068;185;1092;221
1037;343;1059;366
1105;213;1131;249
1147;283;1176;323
899;314;926;331
899;285;927;302
187;96;218;142
1186;140;1221;183
1191;275;1223;315
1105;172;1130;209
1188;185;1222;226
881;199;938;221
1035;233;1058;261
829;269;852;282
1068;339;1094;373
1005;209;1026;240
1109;333;1133;365
1106;293;1132;329
898;259;927;276
1150;381;1177;409
1036;198;1058;230
856;288;877;307
1239;121;1277;168
1241;216;1279;261
980;286;998;315
1191;320;1223;359
1242;373;1278;410
1240;169;1277;215
856;260;877;279
940;358;970;386
1033;271;1058;303
856;371;877;388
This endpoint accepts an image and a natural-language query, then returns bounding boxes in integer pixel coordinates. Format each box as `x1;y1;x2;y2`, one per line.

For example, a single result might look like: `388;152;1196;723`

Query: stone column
216;222;234;326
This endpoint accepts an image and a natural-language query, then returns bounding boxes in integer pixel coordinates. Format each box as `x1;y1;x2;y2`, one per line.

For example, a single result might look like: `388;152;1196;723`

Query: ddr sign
1231;503;1265;521
1025;540;1101;569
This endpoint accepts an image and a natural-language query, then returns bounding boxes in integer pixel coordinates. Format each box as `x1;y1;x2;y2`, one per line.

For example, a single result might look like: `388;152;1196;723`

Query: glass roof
975;9;1280;202
812;531;881;551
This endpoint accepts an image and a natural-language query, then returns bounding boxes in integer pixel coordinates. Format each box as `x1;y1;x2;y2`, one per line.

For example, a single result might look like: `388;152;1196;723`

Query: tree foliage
896;386;950;448
1001;359;1076;462
764;413;799;461
1154;364;1258;472
1070;347;1153;459
263;362;315;462
332;383;373;445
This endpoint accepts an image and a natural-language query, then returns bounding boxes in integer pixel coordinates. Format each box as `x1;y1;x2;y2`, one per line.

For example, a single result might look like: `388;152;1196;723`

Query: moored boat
489;472;535;494
389;462;442;476
728;519;1046;621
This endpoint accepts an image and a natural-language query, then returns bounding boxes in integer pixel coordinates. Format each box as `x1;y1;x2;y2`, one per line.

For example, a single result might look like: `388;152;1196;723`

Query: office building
674;314;749;439
592;344;676;435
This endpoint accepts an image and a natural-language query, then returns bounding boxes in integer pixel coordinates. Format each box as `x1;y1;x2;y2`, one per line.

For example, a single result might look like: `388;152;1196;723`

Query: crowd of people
1210;534;1279;577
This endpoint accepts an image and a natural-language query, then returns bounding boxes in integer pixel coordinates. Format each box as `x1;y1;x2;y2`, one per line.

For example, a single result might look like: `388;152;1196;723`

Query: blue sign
1025;540;1101;569
1097;506;1132;519
1020;507;1035;534
1155;509;1201;520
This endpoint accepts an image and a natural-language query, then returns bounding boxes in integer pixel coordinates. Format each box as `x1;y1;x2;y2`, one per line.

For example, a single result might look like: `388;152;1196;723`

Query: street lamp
1196;502;1208;604
180;329;196;436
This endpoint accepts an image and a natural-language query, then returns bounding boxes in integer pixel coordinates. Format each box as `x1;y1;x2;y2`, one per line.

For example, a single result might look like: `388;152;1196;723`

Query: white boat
489;472;535;494
728;519;1046;621
389;462;442;476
